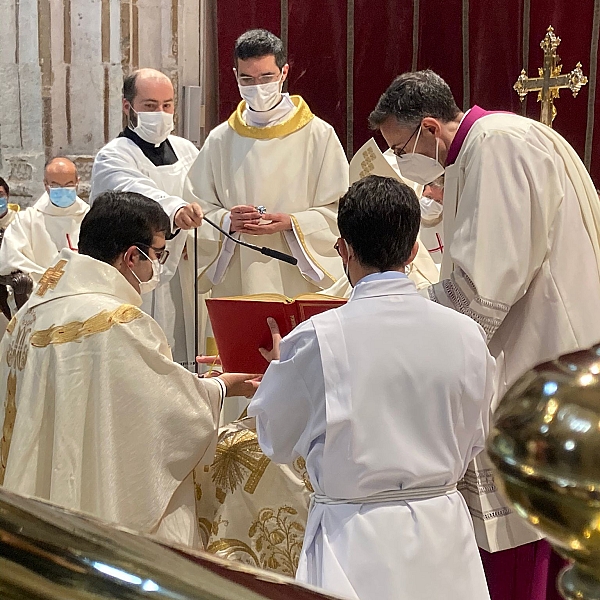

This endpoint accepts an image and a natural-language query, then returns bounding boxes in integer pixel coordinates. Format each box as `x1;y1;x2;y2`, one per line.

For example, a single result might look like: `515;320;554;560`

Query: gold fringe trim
228;96;314;140
30;304;142;348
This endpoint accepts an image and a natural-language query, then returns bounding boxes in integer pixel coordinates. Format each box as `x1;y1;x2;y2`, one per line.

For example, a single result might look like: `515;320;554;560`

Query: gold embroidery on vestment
248;505;305;575
1;310;36;484
30;304;142;347
35;260;68;297
359;147;377;178
206;538;260;567
211;429;271;499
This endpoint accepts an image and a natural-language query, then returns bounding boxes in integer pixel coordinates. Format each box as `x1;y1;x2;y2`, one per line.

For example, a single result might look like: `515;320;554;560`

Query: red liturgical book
205;294;346;374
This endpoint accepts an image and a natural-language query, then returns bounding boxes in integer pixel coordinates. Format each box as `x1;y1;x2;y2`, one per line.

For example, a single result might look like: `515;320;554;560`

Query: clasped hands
230;205;292;235
197;317;282;398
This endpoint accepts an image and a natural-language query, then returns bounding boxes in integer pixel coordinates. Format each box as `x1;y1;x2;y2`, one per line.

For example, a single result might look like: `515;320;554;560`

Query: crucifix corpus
513;26;588;127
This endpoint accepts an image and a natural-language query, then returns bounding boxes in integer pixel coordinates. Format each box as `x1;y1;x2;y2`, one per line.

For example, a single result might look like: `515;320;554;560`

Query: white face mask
129;247;161;294
420;195;443;220
131;110;174;145
238;77;283;112
396;126;445;186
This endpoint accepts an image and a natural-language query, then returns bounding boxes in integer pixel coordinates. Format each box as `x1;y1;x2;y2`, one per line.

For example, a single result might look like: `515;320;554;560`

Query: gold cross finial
35;260;67;297
513;26;588;127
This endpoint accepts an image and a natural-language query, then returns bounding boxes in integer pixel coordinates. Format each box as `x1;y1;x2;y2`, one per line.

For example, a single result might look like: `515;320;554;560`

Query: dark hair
338;175;421;270
234;29;286;69
79;191;170;264
368;70;460;130
0;177;9;197
123;72;139;104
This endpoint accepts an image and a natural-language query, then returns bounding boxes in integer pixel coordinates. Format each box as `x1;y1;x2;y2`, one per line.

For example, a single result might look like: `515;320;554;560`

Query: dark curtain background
215;0;600;184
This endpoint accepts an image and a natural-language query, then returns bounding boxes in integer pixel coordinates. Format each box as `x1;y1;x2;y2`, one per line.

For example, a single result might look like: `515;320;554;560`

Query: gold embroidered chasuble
0;249;223;546
194;417;312;576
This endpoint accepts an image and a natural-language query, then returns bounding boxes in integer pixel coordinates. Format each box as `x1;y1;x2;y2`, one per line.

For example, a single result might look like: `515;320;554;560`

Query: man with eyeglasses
186;29;348;422
0;157;89;284
0;190;256;548
91;68;204;372
369;69;600;600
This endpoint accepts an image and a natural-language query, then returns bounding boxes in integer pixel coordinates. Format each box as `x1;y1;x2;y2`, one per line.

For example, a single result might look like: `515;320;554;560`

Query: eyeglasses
134;243;170;265
393;124;421;157
236;73;281;87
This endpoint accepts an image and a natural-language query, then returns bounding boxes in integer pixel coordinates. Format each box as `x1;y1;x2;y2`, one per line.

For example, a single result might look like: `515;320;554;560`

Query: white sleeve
283;227;325;282
204;213;238;285
247;322;324;464
91;147;187;230
428;131;561;339
0;212;45;280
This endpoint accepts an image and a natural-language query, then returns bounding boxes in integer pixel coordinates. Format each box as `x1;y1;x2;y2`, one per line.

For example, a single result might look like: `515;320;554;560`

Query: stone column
0;0;203;206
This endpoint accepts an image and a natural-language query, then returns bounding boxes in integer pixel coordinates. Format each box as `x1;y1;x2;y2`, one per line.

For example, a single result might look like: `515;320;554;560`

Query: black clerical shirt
119;127;179;167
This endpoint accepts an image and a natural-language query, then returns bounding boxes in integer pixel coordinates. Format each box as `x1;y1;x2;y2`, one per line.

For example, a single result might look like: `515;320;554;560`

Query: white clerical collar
355;271;408;287
243;93;296;128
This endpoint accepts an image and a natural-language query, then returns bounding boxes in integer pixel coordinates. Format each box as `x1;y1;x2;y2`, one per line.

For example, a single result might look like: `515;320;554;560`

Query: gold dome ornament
488;344;600;599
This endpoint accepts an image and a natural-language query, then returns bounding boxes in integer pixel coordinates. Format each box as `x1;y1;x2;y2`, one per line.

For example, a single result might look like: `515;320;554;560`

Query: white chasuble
185;96;348;299
0;249;223;547
0;193;89;282
430;111;600;552
249;274;494;600
91;135;201;369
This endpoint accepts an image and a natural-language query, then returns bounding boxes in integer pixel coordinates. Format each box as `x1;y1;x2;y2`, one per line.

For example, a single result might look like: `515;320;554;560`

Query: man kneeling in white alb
248;175;495;600
0;191;254;547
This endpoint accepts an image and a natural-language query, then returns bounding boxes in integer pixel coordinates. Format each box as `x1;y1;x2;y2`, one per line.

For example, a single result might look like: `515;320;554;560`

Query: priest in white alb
91;69;204;369
0;157;89;283
0;191;254;547
249;175;495;600
186;29;348;421
369;69;600;600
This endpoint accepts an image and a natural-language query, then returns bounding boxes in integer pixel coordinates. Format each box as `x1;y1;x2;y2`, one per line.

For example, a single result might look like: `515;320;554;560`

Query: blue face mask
0;197;8;214
48;187;77;208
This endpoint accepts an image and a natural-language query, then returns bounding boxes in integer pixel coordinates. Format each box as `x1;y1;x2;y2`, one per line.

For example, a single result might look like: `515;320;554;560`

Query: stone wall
0;0;210;206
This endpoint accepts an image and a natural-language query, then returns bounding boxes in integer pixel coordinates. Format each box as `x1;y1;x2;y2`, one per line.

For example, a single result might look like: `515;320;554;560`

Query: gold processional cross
513;26;588;127
35;260;67;297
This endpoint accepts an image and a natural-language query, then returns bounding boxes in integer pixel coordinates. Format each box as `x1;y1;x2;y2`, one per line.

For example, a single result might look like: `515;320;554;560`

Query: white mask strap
412;125;423;154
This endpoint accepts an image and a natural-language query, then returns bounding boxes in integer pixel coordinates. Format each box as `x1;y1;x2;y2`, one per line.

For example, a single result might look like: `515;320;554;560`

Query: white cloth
431;112;600;552
0;249;223;546
0;193;89;282
243;93;296;128
249;272;494;600
91;134;201;368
